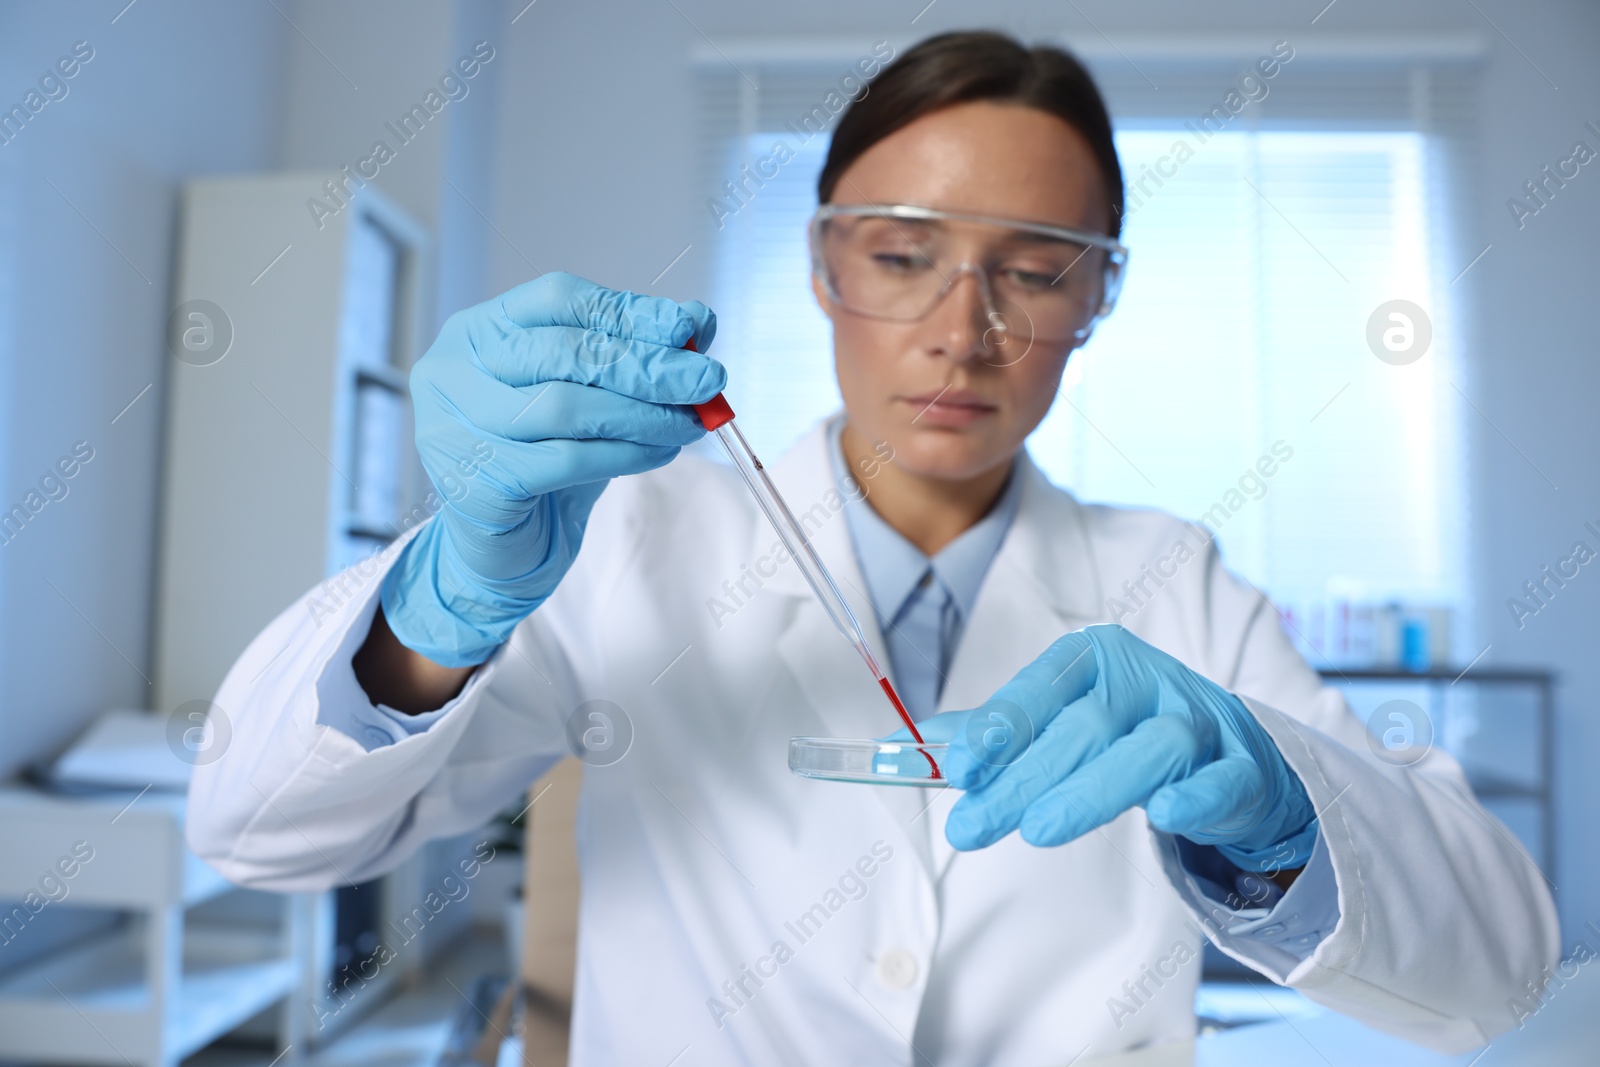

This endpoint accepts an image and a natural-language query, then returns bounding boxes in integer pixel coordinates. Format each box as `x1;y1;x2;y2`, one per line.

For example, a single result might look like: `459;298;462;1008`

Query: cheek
1000;346;1072;421
830;317;907;411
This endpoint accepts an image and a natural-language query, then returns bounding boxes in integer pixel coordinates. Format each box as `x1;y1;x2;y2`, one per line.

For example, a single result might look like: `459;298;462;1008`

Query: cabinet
153;173;430;714
0;787;307;1066
153;172;471;1048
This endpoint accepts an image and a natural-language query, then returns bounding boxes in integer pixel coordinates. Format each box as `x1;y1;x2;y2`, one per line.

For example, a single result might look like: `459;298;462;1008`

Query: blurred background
0;1;1595;1064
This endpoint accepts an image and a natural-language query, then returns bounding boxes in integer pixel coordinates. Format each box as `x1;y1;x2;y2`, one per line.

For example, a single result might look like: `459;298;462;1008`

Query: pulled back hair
817;31;1126;238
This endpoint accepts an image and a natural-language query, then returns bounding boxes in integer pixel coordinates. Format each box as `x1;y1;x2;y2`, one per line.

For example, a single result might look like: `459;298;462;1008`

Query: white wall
276;0;506;334
483;0;1600;943
0;0;289;778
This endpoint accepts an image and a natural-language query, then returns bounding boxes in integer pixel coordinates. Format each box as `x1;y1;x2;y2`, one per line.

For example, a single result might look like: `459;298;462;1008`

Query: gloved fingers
486;273;723;401
939;700;1037;789
442;484;613;577
1013;713;1212;848
425;373;709;447
944;690;1122;850
948;630;1102;793
411;417;595;523
439;436;681;523
497;272;712;350
1082;622;1181;673
677;299;718;352
491;436;684;497
1000;630;1102;714
1077;622;1195;716
880;708;969;745
946;658;1136;794
479;325;726;406
1145;756;1267;843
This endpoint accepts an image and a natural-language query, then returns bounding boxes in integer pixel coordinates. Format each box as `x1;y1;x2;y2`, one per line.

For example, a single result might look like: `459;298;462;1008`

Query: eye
998;266;1065;291
871;250;934;274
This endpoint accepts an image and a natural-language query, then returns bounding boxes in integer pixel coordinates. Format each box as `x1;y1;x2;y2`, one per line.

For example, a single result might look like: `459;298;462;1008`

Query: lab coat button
876;948;918;990
1256;923;1285;938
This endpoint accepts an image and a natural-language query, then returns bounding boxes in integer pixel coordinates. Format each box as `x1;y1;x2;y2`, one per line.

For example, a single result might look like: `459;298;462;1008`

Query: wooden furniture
464;759;582;1066
518;759;582;1066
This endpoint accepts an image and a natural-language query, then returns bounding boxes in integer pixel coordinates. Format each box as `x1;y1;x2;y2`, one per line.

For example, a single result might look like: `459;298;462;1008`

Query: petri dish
789;737;949;787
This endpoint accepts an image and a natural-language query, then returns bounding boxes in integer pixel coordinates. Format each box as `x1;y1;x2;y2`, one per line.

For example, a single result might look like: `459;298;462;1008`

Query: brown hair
817;31;1126;237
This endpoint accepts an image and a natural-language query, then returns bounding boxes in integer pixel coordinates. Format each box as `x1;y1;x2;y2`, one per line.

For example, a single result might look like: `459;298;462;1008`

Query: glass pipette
685;346;940;778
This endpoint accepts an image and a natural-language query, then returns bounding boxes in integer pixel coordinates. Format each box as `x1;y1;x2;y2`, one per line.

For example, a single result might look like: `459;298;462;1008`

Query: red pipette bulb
683;338;736;430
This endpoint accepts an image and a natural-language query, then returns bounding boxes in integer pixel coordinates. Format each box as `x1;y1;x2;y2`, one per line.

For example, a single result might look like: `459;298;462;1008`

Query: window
1035;128;1460;611
700;46;1481;658
708;132;836;458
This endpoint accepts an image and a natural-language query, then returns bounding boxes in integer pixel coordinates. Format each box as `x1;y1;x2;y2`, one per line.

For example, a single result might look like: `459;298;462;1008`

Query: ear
810;271;836;320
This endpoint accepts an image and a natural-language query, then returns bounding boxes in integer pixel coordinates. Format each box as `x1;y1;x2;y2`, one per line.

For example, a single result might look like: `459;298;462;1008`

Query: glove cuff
380;514;565;667
1216;817;1321;873
1212;693;1320;872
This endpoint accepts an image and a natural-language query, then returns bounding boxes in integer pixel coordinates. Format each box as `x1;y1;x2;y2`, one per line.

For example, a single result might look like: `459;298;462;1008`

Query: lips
900;387;999;428
902;388;997;412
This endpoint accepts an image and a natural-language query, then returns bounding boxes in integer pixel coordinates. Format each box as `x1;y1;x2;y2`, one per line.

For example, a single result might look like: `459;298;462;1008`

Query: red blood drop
879;676;941;779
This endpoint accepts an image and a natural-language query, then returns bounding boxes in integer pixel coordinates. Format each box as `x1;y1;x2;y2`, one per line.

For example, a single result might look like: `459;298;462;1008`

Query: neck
840;420;1015;557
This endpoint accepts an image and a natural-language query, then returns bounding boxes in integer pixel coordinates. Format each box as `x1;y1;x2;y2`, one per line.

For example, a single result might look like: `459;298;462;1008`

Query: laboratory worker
188;30;1559;1067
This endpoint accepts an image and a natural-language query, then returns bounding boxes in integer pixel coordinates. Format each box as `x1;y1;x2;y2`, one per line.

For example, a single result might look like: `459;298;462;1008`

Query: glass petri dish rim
788;735;950;787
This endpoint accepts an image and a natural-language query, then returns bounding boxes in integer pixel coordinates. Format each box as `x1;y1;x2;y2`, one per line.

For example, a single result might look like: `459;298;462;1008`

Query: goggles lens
812;207;1126;345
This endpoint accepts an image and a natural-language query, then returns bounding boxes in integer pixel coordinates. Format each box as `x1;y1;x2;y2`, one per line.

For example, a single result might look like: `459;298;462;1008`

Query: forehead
829;101;1112;235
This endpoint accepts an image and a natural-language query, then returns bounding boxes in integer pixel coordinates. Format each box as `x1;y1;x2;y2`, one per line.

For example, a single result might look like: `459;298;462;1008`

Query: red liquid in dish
879;676;942;779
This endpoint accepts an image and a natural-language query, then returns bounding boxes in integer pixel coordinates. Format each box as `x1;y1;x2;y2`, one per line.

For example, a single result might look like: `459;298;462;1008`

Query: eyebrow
851;217;1094;260
864;221;1081;244
1001;230;1091;248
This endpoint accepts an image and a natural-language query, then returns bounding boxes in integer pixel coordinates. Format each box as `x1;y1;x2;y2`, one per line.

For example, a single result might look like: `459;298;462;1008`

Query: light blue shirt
823;416;1339;963
826;417;1022;722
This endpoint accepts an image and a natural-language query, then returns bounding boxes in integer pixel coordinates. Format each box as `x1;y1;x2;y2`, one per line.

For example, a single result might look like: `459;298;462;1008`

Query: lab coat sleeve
1176;832;1342;962
185;517;596;893
1151;539;1561;1054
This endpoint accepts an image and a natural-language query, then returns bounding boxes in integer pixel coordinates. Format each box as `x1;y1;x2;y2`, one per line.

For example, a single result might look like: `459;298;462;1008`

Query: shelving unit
1204;665;1556;986
1320;666;1556;877
0;173;485;1061
0;787;308;1066
153;173;431;714
140;173;464;1048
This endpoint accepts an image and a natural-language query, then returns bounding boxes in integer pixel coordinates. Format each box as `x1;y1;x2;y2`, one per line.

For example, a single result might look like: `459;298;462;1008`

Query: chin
892;428;1014;482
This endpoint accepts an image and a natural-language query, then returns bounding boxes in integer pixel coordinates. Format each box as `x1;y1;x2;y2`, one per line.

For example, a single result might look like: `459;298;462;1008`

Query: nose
925;266;1000;363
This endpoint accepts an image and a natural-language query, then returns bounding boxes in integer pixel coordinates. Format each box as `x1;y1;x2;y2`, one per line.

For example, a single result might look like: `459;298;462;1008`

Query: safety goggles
809;203;1128;348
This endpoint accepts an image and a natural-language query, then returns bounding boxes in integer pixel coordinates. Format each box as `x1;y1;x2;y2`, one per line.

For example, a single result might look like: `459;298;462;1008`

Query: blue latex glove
381;272;724;667
916;624;1319;871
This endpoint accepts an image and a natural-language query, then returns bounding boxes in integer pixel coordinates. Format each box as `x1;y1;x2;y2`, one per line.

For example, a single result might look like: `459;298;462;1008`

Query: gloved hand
381;272;724;667
915;624;1319;871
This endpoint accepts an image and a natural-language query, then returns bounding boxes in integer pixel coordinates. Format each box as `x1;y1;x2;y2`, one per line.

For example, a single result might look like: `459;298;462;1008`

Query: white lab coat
188;413;1559;1066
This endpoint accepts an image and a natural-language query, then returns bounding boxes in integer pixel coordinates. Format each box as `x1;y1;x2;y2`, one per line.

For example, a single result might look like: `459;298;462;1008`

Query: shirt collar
826;414;1022;626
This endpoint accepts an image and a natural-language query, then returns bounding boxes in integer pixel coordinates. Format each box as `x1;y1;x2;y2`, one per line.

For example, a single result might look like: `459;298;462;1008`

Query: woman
189;31;1557;1065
